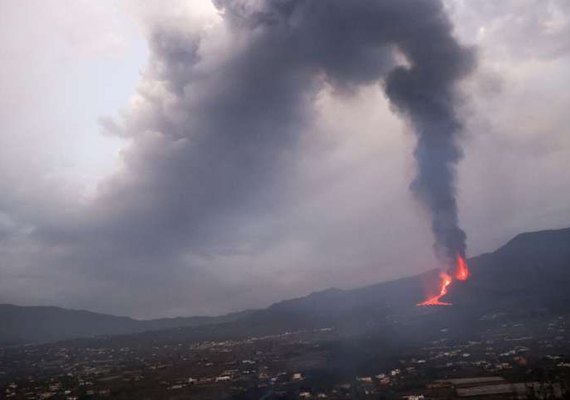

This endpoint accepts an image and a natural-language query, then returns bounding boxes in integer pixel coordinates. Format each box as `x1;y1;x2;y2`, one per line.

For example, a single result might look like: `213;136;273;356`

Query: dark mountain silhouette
2;227;569;346
0;305;254;346
261;226;570;321
116;226;570;344
447;227;570;311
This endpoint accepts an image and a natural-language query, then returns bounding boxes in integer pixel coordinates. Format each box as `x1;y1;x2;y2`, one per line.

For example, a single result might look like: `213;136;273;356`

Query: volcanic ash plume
58;0;476;311
384;20;475;269
214;0;476;303
215;0;475;266
379;5;476;304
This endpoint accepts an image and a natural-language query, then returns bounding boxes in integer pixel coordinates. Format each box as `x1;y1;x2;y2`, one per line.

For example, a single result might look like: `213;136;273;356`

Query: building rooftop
436;376;506;387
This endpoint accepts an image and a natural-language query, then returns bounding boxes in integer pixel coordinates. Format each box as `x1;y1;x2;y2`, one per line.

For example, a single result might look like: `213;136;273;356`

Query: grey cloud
27;0;475;314
21;0;570;318
446;0;570;61
217;0;475;264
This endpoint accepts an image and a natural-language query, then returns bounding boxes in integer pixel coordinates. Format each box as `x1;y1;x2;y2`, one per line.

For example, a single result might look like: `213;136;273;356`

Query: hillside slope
2;227;569;346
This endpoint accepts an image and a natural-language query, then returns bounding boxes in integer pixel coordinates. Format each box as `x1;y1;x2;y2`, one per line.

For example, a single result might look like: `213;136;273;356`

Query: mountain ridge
2;226;570;346
0;304;255;346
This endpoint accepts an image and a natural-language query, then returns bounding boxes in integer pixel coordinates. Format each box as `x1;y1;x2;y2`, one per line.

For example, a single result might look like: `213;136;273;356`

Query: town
2;311;570;399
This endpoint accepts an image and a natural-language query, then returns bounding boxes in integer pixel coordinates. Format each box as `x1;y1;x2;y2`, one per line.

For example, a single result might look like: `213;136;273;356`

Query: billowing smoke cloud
51;0;474;255
1;0;476;316
213;0;475;264
382;7;475;263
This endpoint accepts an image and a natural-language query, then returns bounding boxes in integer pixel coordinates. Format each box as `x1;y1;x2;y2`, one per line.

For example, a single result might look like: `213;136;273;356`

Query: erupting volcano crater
417;255;470;307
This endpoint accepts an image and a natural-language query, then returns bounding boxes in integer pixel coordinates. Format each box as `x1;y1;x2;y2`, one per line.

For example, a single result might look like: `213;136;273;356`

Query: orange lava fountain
417;254;470;307
455;254;470;281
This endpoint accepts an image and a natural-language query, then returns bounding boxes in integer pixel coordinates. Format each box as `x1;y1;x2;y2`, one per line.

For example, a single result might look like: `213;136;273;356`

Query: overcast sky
0;0;569;318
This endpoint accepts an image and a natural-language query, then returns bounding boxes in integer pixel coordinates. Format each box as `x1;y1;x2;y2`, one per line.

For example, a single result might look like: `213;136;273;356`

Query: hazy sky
0;0;569;318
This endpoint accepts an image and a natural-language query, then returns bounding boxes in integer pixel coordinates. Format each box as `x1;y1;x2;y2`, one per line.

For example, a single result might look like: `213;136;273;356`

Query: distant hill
0;305;253;346
2;227;570;346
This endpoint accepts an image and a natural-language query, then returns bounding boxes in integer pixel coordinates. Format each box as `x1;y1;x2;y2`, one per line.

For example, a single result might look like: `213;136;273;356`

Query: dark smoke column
214;0;476;267
384;14;475;265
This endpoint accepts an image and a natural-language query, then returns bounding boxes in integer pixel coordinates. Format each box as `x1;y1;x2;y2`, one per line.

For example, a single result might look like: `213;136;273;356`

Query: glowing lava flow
417;272;453;306
417;255;471;307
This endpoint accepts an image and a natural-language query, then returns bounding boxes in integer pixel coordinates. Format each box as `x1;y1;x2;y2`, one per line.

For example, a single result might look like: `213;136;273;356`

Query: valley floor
2;311;570;399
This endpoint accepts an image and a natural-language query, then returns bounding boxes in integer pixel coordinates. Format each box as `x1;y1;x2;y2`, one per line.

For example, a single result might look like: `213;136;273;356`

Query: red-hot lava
417;254;470;307
455;254;470;281
417;272;452;306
